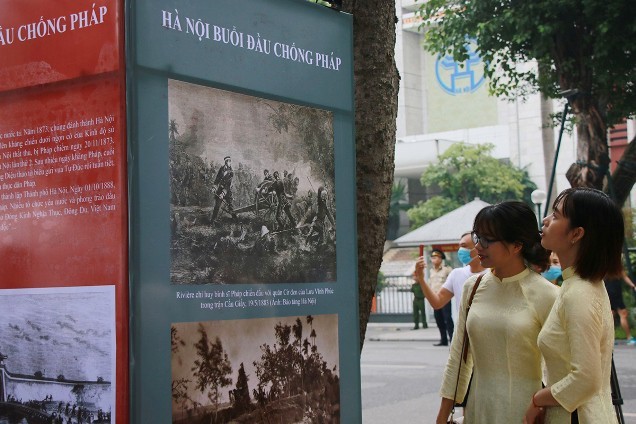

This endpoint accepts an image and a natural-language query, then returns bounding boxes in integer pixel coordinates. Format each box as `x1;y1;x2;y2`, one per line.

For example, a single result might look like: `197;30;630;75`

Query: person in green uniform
411;276;427;329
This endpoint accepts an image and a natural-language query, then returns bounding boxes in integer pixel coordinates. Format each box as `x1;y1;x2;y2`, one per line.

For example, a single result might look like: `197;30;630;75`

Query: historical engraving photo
171;314;339;424
169;80;337;284
0;286;115;424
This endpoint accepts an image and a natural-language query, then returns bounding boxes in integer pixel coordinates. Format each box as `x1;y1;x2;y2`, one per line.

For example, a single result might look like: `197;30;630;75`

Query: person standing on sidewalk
428;249;453;345
604;270;636;346
428;201;557;424
410;277;428;330
414;232;486;333
526;187;623;423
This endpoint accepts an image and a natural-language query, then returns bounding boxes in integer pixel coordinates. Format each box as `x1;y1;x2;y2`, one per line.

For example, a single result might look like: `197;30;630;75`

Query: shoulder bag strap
462;274;483;363
451;274;484;407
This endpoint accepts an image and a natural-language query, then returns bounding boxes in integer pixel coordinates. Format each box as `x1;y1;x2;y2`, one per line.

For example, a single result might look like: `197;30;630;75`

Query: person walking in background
526;188;624;424
414;232;486;325
604;270;636;346
410;276;427;330
428;249;453;345
425;201;557;424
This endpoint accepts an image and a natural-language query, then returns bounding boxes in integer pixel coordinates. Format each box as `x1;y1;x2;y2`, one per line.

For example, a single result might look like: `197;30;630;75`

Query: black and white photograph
171;314;340;424
168;80;337;285
0;286;115;424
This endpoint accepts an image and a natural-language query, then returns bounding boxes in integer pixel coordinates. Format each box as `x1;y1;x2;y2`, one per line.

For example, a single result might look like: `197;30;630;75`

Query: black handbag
448;274;483;422
454;375;472;408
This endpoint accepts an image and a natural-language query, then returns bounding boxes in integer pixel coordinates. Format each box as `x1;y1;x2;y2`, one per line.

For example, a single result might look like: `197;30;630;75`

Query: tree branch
609;135;636;207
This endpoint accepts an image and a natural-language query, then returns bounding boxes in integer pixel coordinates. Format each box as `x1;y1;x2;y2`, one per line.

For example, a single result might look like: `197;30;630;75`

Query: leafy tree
253;322;300;399
71;384;86;405
418;0;636;203
375;271;387;294
231;363;251;412
253;315;338;406
191;324;233;413
407;143;536;226
407;196;460;230
267;103;335;188
387;180;411;240
171;326;186;354
172;377;193;419
169;119;179;143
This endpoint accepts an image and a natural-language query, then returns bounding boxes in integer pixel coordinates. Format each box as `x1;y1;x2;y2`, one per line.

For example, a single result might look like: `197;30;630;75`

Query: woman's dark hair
473;200;550;271
552;187;624;281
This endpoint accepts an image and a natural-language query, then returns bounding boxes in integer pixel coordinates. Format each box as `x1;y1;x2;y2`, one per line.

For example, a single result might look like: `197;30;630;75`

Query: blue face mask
457;247;472;265
542;265;562;281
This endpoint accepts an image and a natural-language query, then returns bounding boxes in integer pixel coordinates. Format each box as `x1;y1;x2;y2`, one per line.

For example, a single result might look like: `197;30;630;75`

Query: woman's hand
523;400;545;424
414;256;426;282
436;398;454;424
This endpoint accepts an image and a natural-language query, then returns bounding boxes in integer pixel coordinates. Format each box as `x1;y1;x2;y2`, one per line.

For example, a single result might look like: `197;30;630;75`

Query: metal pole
611;356;626;424
544;103;569;217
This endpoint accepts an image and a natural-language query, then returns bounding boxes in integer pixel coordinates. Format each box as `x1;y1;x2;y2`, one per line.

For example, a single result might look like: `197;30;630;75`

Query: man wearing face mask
429;249;453;345
541;252;563;285
414;232;486;326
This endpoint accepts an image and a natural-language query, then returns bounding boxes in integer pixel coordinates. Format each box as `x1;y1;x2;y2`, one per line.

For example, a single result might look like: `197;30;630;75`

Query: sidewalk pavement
365;322;444;343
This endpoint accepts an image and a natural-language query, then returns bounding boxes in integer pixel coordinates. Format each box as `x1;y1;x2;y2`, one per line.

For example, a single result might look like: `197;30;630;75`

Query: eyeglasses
471;231;499;248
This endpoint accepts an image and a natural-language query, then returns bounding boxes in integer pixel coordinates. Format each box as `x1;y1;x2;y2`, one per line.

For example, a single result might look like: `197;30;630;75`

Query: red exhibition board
0;0;121;91
0;1;128;422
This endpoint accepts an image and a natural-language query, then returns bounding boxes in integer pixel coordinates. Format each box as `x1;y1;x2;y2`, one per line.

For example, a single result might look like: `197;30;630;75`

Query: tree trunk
341;1;400;351
565;101;609;189
609;136;636;207
563;97;636;207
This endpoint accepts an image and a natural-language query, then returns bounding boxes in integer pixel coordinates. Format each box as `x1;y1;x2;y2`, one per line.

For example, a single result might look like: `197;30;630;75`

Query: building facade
392;0;636;236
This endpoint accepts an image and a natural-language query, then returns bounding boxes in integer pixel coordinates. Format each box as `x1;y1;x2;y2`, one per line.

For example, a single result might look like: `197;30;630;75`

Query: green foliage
376;271;387;294
407;196;460;230
387;180;411;239
418;0;636;126
422;143;530;203
406;143;536;228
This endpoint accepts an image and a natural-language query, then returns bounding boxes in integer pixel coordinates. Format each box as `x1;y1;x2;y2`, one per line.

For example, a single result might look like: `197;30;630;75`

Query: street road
361;324;636;423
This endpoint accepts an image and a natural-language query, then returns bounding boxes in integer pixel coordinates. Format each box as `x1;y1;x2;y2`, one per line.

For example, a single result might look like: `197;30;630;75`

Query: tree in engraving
252;315;339;422
230;362;251;413
172;326;195;419
191;324;233;414
267;102;335;187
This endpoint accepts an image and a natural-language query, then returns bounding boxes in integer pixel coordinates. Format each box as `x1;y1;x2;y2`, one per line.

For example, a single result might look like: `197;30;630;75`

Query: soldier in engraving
256;169;274;194
268;171;297;230
307;186;335;245
211;156;238;223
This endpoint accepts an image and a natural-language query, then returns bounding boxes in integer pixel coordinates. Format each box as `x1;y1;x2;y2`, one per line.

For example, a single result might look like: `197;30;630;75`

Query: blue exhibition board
128;0;358;422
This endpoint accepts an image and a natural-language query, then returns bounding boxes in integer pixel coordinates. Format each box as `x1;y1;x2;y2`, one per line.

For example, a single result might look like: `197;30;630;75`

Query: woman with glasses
525;188;623;424
424;200;558;423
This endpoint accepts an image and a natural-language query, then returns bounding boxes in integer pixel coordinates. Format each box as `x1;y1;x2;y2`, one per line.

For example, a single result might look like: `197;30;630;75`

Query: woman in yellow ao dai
416;201;558;424
526;188;623;424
